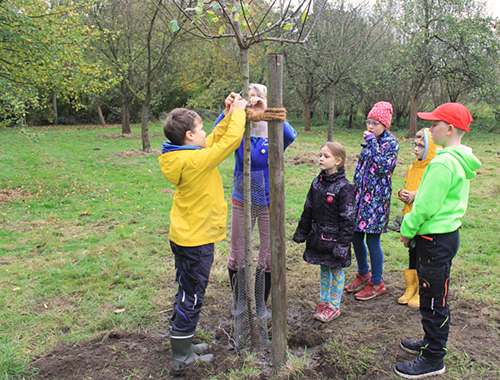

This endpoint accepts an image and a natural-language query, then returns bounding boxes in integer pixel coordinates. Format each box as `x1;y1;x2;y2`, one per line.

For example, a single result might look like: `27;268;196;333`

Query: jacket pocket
417;262;448;310
315;232;337;253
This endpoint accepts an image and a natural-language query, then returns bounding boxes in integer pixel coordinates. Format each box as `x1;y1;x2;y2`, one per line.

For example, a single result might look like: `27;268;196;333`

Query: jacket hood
159;142;202;186
421;128;441;163
439;145;481;180
162;141;201;154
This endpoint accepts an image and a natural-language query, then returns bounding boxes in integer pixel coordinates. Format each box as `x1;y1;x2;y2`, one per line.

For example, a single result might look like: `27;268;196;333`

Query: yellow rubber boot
398;269;418;305
407;272;420;308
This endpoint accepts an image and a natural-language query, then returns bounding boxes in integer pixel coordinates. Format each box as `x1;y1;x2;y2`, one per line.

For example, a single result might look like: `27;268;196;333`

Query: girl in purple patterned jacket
344;102;399;301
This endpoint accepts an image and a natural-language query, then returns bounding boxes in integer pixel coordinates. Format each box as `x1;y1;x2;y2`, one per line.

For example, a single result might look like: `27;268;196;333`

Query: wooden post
267;53;287;371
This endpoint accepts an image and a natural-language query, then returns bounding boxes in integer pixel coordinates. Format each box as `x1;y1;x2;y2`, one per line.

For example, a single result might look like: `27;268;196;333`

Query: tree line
1;0;499;141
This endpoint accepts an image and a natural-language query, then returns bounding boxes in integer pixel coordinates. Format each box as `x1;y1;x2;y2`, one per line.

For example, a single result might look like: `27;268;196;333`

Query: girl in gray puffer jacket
293;142;356;323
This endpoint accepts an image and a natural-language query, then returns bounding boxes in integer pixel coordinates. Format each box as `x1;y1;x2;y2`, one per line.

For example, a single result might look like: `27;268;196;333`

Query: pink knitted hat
367;101;393;128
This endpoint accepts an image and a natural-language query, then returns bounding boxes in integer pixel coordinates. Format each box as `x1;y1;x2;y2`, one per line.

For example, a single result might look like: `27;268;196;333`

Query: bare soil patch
30;267;500;380
286;152;359;171
95;133;162;139
112;149;162;158
0;187;28;202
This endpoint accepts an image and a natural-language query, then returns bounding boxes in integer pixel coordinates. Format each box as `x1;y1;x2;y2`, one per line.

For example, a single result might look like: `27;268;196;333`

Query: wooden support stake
267;53;287;371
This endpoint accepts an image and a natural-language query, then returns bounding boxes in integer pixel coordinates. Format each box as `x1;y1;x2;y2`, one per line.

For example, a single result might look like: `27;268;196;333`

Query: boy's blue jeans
352;231;384;284
169;241;214;333
416;229;459;363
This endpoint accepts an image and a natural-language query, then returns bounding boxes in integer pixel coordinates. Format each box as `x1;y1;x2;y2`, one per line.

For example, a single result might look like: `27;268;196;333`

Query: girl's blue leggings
352;231;384;285
320;266;344;308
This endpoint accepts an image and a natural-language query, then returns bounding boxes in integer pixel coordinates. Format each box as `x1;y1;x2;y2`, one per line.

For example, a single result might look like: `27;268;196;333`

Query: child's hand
230;95;247;114
224;92;239;115
405;191;416;204
400;189;409;202
400;190;416;204
250;96;267;111
400;234;411;248
363;130;372;138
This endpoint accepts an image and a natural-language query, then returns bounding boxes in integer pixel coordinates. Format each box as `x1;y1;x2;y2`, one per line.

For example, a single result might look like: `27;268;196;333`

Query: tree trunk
328;82;336;142
240;47;259;350
141;101;151;151
409;93;419;138
97;106;106;126
304;101;311;132
52;92;58;125
395;110;403;130
121;81;131;134
348;103;354;129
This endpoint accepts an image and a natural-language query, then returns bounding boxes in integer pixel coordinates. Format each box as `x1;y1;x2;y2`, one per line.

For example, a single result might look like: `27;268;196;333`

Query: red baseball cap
417;103;473;132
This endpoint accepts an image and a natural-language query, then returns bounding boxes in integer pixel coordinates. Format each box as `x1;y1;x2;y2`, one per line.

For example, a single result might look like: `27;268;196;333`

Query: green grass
1;119;499;379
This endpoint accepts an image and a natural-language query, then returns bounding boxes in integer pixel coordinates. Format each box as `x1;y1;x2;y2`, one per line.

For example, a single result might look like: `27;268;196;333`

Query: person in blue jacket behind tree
213;84;297;319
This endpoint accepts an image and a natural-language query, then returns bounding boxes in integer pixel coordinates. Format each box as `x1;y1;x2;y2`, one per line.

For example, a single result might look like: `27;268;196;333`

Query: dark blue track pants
169;241;214;333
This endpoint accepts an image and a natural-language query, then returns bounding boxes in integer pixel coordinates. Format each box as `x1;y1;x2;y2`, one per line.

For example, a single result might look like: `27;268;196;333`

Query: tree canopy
1;0;499;133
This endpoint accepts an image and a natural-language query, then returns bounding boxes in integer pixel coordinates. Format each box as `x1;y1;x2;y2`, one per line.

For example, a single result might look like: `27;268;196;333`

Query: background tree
375;0;500;136
0;0;117;127
90;0;188;149
282;1;383;138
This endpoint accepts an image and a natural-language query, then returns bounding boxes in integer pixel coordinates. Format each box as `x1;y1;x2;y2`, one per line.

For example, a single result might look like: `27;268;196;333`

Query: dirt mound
296;131;327;134
287;152;359;167
29;271;500;379
31;330;169;380
0;187;27;202
95;133;162;139
113;149;162;158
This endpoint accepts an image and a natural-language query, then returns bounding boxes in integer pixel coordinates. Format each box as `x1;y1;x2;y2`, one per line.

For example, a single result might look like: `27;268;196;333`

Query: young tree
160;0;328;366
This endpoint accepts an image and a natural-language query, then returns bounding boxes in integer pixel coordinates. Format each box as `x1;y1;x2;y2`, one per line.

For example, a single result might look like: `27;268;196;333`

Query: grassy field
1;119;499;379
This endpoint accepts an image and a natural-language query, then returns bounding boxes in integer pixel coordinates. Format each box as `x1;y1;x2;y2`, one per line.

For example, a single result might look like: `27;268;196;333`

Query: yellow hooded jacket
397;128;440;215
158;109;246;246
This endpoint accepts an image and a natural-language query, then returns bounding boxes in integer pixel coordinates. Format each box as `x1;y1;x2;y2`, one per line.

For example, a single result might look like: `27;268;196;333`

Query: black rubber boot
255;268;271;320
228;267;238;291
228;267;246;318
264;271;271;304
170;330;214;375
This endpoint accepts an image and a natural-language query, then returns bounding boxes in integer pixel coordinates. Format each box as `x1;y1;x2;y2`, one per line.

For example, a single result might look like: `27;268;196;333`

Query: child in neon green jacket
396;103;481;379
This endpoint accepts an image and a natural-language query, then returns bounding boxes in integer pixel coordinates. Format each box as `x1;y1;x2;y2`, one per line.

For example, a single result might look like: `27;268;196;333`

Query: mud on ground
29;151;500;379
30;267;500;380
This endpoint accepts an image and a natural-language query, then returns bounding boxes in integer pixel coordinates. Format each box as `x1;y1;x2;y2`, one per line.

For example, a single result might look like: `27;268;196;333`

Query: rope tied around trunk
246;108;287;122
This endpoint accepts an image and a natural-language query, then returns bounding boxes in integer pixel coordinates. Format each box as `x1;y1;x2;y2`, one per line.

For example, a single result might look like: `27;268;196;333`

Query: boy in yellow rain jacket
158;93;247;374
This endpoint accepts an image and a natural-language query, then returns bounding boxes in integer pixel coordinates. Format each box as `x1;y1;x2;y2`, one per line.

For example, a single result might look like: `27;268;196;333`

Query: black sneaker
395;356;445;379
400;339;423;355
